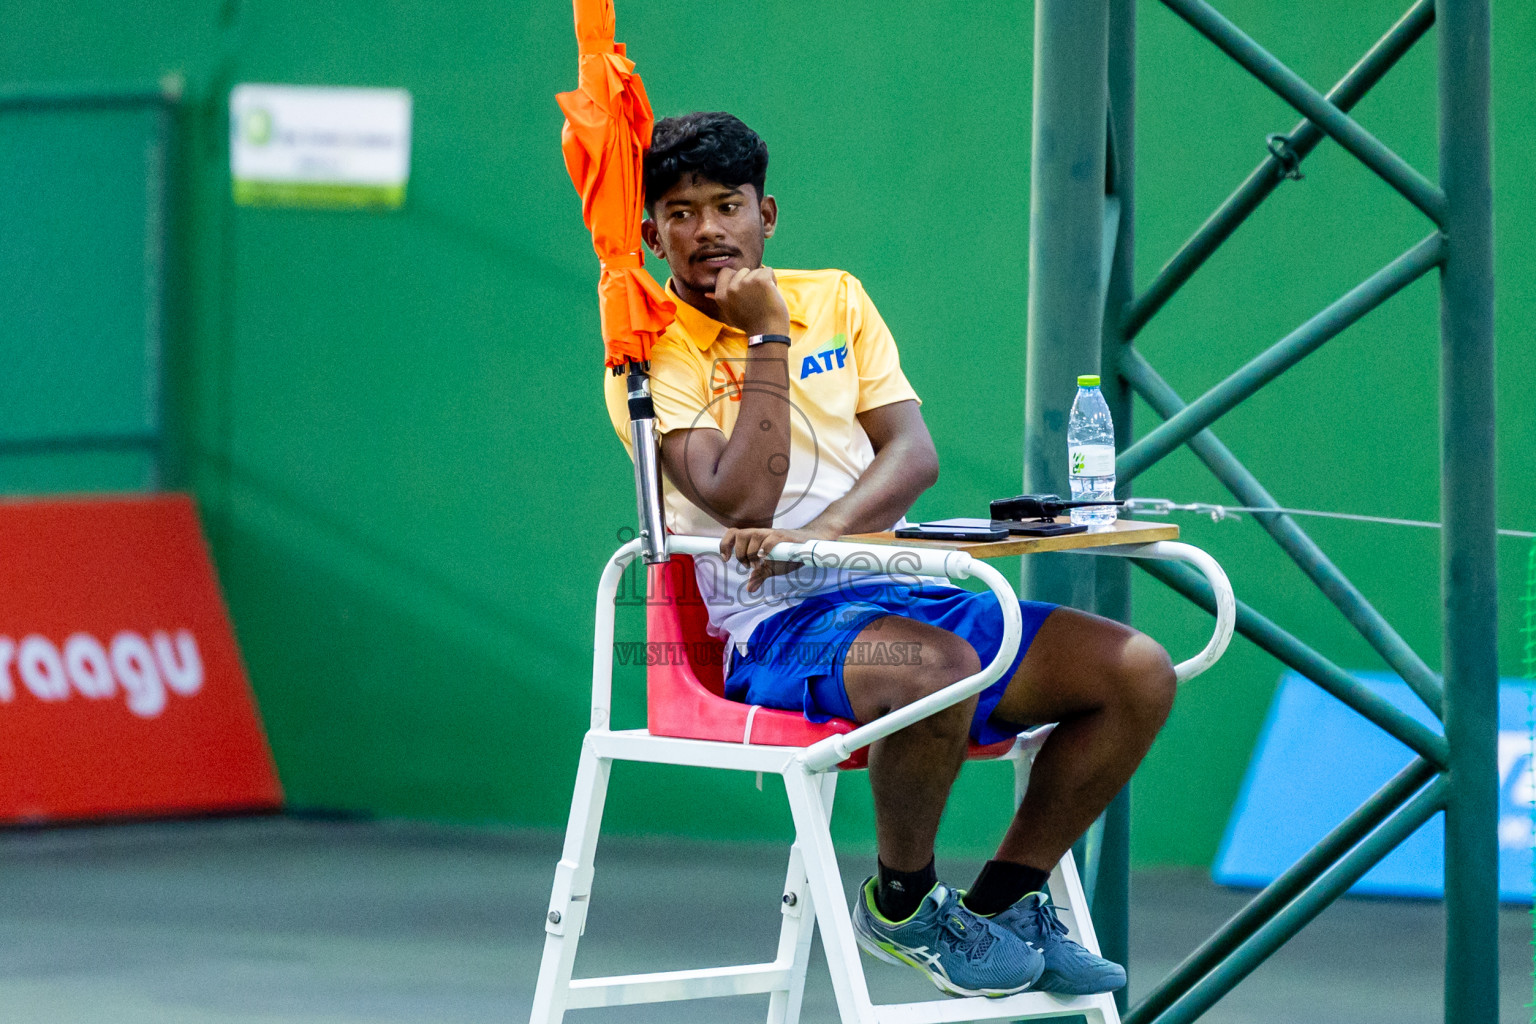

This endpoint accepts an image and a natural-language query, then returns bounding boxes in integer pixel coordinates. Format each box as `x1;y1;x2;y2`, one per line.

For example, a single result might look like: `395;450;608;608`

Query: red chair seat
646;555;1016;770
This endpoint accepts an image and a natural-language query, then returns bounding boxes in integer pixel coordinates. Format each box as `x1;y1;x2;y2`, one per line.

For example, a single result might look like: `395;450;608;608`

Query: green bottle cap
1077;374;1100;387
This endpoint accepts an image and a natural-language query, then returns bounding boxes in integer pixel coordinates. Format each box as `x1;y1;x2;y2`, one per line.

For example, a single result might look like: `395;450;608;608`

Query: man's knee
876;632;979;720
1114;632;1176;727
912;633;980;694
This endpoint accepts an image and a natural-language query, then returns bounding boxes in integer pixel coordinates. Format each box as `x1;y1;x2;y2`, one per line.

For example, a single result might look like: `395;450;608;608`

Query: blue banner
1214;671;1535;903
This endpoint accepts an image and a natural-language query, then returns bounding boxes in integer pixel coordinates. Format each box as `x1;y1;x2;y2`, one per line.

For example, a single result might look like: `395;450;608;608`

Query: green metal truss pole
1092;1;1136;1013
1137;558;1448;766
1057;0;1501;1018
1026;1;1120;995
1120;345;1448;715
1100;0;1136;584
1437;0;1498;1020
1023;0;1109;617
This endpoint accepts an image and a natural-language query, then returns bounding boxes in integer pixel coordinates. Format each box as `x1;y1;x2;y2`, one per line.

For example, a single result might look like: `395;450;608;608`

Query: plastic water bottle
1068;375;1118;527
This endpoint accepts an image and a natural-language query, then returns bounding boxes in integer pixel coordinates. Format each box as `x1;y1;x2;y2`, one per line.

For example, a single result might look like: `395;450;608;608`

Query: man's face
642;174;777;302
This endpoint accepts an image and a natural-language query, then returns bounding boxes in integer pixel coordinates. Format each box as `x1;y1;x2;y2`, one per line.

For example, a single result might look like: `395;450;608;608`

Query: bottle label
1069;445;1115;477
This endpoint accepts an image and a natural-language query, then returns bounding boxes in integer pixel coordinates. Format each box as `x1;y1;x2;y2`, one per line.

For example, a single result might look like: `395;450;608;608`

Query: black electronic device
894;519;1008;542
990;493;1123;521
995;520;1089;537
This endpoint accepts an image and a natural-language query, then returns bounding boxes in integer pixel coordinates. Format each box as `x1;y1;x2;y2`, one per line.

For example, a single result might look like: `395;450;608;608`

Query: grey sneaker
988;891;1126;995
851;876;1045;998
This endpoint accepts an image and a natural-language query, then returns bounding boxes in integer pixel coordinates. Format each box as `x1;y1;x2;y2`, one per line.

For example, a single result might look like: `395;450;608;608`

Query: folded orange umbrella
556;0;675;368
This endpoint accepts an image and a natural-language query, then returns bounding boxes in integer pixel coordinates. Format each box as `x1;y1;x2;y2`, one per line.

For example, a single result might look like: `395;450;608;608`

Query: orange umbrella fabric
556;0;675;368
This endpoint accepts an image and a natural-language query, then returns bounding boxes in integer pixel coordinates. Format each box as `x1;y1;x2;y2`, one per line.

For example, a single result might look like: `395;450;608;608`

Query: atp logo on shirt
799;334;848;380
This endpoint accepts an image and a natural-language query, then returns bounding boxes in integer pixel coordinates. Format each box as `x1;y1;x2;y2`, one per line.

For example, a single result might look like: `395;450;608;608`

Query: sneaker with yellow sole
851;876;1045;998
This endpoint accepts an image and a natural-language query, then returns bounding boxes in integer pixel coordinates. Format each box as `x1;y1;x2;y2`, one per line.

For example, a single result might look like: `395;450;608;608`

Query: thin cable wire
1124;497;1536;539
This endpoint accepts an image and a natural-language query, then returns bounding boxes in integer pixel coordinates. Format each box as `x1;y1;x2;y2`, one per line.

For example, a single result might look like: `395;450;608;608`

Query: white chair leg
1014;730;1109;954
531;738;1115;1024
765;839;815;1024
1047;849;1103;957
1080;997;1120;1024
1014;736;1122;1022
529;736;612;1024
784;766;880;1024
1011;738;1044;808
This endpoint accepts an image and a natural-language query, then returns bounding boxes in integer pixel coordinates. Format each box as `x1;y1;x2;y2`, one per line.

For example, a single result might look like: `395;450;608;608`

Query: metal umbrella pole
622;360;669;565
557;0;677;569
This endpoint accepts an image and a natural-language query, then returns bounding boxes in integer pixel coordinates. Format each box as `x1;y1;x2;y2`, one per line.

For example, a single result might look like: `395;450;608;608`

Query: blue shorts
724;582;1058;746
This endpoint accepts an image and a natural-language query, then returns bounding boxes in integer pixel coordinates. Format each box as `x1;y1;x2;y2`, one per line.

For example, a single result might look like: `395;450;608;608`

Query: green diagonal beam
1159;0;1446;224
1127;757;1440;1024
1124;0;1435;339
0;433;161;456
1150;775;1449;1024
1122;348;1446;715
1119;233;1442;483
1136;558;1448;766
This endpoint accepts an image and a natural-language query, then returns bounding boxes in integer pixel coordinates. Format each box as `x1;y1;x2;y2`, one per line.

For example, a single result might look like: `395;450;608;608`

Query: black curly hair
643;112;769;211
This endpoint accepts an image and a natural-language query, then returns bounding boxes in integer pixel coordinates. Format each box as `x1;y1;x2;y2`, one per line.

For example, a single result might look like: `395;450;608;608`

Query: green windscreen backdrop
0;0;1530;866
0;101;166;493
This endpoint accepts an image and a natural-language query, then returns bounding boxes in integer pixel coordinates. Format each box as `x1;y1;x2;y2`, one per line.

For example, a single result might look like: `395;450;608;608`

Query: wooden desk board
839;518;1178;560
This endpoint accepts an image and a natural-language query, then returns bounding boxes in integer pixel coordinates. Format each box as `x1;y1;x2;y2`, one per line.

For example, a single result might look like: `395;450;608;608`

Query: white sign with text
230;84;412;208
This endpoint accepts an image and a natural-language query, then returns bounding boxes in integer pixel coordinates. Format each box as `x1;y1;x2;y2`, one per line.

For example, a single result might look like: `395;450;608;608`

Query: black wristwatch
747;333;792;348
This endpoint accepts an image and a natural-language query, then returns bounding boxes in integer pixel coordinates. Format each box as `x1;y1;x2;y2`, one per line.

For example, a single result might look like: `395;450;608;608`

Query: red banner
0;494;282;822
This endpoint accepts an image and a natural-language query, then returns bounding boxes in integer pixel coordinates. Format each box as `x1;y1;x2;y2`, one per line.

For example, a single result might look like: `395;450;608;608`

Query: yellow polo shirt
602;268;926;652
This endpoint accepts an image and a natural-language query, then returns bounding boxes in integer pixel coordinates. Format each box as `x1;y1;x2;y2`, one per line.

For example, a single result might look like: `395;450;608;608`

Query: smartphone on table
893;518;1089;541
893;519;1008;542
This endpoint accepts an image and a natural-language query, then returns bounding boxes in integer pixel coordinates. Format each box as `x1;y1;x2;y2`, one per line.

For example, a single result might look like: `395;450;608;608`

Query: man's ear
640;217;665;259
760;195;778;240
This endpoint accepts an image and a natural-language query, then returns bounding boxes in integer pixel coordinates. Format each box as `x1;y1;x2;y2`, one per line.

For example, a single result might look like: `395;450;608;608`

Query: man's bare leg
835;606;1172;915
984;606;1175;882
839;616;1049;996
938;606;1174;994
839;616;981;919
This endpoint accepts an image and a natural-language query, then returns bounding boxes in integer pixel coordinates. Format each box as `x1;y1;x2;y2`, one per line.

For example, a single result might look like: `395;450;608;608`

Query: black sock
962;860;1050;916
875;857;936;922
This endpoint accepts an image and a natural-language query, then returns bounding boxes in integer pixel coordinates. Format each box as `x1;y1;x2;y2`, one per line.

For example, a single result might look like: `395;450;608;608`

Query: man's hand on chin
708;266;791;337
719;523;842;593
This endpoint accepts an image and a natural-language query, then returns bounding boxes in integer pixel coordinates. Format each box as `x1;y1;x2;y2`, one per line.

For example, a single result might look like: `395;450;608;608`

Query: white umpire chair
530;530;1234;1024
